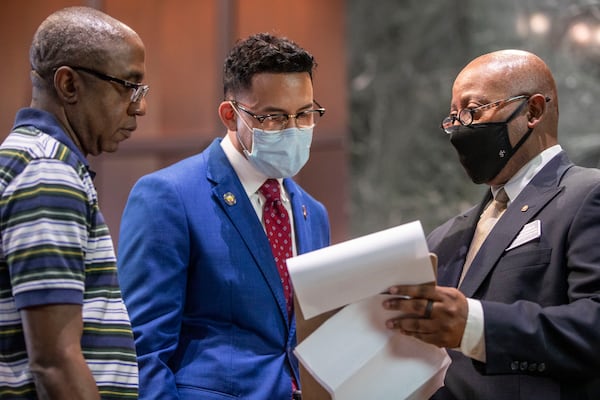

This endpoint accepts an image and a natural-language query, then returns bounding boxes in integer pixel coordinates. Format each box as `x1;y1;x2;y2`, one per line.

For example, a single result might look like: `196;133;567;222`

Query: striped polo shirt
0;109;138;399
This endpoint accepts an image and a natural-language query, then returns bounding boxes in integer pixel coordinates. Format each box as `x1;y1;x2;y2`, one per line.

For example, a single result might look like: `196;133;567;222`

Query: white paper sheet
294;295;451;400
289;221;450;399
287;220;433;320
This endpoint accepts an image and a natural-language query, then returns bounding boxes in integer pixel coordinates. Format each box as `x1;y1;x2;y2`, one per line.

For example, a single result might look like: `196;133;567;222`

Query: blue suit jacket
117;139;330;400
429;152;600;400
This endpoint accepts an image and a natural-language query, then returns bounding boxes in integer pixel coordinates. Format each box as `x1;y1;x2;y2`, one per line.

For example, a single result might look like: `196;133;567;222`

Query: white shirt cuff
459;298;486;362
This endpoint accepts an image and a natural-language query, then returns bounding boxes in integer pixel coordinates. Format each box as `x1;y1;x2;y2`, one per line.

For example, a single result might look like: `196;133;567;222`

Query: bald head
454;50;558;128
461;50;557;102
30;6;140;86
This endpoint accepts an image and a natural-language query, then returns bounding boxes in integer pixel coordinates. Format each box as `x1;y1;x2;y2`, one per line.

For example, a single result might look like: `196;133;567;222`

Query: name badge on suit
506;220;541;251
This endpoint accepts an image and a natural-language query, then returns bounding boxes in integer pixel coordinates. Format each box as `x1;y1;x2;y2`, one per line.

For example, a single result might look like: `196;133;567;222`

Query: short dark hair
223;33;317;98
30;7;134;84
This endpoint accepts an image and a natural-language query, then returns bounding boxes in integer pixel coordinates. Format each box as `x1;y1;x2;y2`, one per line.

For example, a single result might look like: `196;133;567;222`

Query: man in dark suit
117;33;330;400
381;49;600;399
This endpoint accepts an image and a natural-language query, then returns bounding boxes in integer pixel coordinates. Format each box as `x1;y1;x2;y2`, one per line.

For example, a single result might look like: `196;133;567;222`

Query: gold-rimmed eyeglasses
441;94;530;132
230;100;325;131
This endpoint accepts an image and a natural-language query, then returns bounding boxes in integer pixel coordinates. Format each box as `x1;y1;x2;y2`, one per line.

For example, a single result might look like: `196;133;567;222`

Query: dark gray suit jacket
429;151;600;400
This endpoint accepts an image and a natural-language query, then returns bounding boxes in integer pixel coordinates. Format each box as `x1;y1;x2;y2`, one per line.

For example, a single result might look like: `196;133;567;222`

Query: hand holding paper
287;221;435;320
383;280;470;350
294;295;451;400
286;221;450;400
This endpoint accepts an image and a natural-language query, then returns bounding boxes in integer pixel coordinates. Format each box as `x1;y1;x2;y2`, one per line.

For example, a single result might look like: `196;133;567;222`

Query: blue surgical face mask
235;112;313;178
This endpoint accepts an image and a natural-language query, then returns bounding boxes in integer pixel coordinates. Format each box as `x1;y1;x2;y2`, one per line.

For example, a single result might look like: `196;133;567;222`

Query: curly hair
223;33;317;98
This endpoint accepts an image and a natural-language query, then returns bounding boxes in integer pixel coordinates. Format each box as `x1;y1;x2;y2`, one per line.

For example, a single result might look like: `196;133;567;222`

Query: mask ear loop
505;98;529;123
506;99;533;156
230;101;255;157
509;127;533;155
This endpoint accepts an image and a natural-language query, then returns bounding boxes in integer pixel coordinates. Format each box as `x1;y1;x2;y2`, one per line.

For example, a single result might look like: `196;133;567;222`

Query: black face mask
446;101;533;184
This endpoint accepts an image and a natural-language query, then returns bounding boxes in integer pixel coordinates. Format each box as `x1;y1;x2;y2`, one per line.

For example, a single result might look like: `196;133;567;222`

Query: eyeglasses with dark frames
441;94;530;132
230;100;326;131
67;66;149;103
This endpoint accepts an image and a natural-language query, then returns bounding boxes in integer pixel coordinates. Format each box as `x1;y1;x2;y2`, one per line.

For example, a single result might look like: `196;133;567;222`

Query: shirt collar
492;144;563;203
12;108;91;172
220;134;285;198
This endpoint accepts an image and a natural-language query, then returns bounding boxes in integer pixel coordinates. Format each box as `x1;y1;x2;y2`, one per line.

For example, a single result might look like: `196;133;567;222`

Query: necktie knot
259;179;282;203
494;188;509;211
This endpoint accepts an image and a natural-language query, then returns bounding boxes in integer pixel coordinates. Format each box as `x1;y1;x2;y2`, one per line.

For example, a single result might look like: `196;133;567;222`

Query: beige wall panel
0;0;84;135
105;0;224;138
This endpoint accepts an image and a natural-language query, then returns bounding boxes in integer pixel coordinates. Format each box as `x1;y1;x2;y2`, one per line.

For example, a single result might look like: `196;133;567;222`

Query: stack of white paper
287;221;451;400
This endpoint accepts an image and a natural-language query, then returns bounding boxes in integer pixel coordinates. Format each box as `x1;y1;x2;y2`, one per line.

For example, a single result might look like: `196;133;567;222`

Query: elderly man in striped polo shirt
0;6;148;399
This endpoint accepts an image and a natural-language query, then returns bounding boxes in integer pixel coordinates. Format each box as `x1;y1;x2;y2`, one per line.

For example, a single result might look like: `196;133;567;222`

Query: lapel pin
302;205;307;219
223;192;236;206
521;205;529;212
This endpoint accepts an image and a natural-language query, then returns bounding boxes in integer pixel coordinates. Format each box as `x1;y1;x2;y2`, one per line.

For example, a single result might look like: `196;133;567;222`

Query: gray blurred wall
348;0;600;236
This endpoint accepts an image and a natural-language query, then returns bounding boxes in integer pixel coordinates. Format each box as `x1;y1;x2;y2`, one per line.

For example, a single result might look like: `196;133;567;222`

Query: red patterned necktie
259;179;299;396
259;179;294;317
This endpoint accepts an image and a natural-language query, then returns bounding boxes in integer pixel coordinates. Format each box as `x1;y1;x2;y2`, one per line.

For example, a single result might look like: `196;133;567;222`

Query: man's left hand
382;283;469;348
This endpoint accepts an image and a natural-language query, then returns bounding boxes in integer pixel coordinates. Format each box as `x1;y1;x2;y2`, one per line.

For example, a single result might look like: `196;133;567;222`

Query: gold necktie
459;188;509;285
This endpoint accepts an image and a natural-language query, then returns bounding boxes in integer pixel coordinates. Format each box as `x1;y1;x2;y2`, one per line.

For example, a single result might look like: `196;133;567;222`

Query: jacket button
528;363;537;372
520;361;528;371
538;363;546;372
510;361;519;371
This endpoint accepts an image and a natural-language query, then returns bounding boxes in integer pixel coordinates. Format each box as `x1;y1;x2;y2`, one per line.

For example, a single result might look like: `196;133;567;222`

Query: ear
53;66;79;104
218;101;237;131
526;93;547;128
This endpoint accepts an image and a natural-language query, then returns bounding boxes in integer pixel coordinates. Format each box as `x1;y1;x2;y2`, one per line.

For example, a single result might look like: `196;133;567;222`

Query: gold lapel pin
223;192;236;206
521;205;529;212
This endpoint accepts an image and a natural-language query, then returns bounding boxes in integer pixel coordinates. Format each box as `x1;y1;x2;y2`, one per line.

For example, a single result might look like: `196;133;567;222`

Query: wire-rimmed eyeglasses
441;94;530;133
68;66;149;103
230;100;325;131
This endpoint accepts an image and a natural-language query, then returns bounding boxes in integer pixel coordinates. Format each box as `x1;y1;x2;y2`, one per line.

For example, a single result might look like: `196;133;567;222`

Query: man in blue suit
381;50;600;399
117;33;330;400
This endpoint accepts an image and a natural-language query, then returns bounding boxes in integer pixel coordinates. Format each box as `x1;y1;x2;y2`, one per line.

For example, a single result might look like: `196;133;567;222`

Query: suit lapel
206;140;291;327
283;179;309;254
459;153;572;297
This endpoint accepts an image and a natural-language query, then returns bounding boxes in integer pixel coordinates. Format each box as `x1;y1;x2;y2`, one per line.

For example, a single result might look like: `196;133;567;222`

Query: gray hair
30;6;135;83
